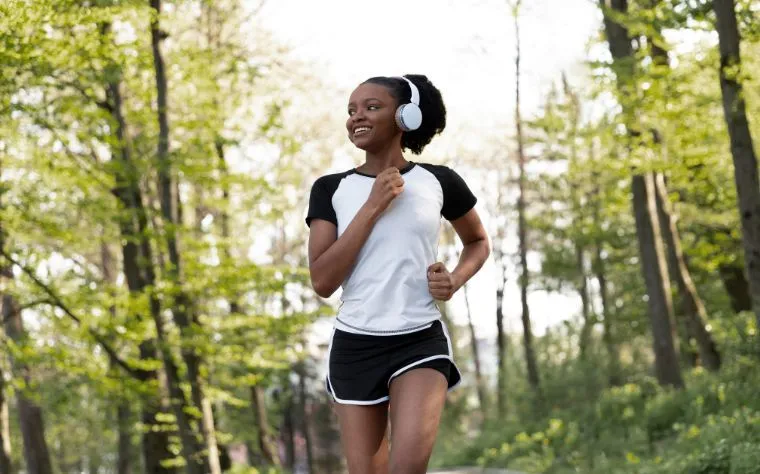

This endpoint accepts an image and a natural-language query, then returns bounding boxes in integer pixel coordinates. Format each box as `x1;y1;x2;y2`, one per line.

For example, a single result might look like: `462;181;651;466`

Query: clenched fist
427;262;458;301
366;167;404;214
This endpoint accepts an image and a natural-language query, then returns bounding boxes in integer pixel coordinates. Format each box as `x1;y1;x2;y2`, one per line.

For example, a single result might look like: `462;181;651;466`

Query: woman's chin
351;138;371;151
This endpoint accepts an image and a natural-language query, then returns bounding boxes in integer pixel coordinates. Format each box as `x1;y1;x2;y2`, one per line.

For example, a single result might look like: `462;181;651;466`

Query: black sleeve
440;167;477;220
305;174;340;227
420;164;477;221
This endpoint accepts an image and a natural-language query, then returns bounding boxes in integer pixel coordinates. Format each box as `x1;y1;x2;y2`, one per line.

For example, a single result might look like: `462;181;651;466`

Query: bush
730;442;760;474
684;438;733;474
645;388;690;443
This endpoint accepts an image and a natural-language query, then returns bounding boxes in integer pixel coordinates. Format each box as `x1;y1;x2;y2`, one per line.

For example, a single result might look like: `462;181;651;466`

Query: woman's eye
348;110;355;116
368;105;379;110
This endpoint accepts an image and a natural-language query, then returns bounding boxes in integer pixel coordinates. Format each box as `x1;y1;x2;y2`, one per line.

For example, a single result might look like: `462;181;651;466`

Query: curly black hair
363;74;447;155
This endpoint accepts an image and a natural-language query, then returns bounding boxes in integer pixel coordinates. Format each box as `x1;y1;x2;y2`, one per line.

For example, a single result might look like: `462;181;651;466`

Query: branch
18;298;57;312
0;249;140;378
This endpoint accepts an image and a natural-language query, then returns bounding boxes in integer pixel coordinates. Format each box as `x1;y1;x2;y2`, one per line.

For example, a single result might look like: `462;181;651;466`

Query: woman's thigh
334;401;390;474
388;368;448;474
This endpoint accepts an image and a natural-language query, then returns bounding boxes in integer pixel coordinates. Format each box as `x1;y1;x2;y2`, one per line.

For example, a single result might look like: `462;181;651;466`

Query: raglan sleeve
305;176;338;227
440;166;478;221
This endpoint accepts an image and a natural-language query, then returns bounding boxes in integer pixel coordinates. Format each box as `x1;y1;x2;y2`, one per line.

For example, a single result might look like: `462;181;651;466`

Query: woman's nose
351;107;366;121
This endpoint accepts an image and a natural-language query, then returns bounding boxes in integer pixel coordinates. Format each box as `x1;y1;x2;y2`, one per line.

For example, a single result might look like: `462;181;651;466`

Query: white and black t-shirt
306;162;477;335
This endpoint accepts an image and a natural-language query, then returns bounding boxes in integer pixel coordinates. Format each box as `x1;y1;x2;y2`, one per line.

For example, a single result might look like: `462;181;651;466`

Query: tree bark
202;398;222;474
598;0;684;388
632;174;684;387
101;242;134;474
115;403;132;474
0;165;53;474
250;385;279;466
653;174;721;371
594;238;621;386
712;0;760;337
512;0;541;399
148;1;210;471
495;280;507;415
463;284;487;411
576;245;592;360
719;263;752;313
0;366;12;474
3;303;53;474
102;54;178;473
297;364;315;474
590;144;621;388
281;387;296;471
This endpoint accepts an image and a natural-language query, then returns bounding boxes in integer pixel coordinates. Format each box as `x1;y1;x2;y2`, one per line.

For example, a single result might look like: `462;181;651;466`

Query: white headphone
394;76;423;132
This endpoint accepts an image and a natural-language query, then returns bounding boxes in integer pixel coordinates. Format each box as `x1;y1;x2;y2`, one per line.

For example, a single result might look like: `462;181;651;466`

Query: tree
0;365;11;474
1;193;53;474
463;283;487;411
653;174;721;370
510;0;542;400
598;0;684;388
712;0;760;339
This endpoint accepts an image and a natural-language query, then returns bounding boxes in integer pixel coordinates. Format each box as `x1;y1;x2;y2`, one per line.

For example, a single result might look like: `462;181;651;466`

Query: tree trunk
103;62;176;474
594;239;621;386
713;0;760;336
115;403;132;474
0;368;12;474
463;284;487;411
653;174;721;371
281;388;296;471
148;1;210;471
598;0;684;387
576;245;592;360
3;307;53;474
719;263;752;313
632;173;684;387
512;0;541;399
101;242;135;474
591;148;621;388
0;175;53;474
495;281;507;416
250;385;279;466
202;398;222;474
297;365;315;474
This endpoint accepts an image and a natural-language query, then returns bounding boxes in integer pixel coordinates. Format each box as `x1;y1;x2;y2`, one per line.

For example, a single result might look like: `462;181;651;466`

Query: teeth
354;127;370;134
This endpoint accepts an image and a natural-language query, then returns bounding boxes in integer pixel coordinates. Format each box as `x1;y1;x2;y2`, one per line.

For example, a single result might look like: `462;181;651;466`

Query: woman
305;74;490;474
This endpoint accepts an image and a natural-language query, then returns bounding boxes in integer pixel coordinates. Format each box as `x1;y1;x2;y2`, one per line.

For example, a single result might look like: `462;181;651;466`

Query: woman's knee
389;448;430;474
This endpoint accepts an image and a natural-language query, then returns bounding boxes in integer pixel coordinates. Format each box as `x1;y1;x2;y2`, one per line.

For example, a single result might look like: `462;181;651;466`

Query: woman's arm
427;208;490;300
308;167;404;298
308;205;381;298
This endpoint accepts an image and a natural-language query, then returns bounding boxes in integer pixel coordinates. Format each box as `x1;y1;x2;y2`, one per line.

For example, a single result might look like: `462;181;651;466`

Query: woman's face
346;82;400;151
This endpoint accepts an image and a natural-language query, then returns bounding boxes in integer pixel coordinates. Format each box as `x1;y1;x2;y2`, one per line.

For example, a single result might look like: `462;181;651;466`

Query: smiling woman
305;74;490;474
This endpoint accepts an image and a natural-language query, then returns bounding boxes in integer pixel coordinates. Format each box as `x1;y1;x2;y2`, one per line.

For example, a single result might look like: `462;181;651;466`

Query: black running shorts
325;319;462;405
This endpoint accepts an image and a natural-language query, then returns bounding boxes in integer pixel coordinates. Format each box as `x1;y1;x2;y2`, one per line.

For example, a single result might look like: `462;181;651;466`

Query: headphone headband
396;76;420;106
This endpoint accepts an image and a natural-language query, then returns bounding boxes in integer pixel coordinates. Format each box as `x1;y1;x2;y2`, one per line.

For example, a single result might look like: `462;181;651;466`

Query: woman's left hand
427;262;459;301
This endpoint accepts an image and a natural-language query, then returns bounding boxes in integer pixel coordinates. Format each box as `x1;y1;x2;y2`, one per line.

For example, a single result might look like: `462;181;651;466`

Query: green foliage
729;443;760;474
443;336;760;474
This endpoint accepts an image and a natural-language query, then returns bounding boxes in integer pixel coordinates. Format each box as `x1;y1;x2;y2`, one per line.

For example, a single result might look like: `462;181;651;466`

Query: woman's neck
358;146;408;176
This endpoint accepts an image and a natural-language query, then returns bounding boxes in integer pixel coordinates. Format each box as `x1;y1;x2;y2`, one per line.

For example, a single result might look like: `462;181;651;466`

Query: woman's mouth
353;126;372;138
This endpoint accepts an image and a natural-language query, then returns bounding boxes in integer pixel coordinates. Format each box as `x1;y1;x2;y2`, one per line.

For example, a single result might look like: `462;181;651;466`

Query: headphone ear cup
395;105;410;131
396;103;422;132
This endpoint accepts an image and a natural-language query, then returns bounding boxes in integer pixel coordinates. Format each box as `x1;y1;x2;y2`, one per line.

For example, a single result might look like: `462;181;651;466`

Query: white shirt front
306;162;477;335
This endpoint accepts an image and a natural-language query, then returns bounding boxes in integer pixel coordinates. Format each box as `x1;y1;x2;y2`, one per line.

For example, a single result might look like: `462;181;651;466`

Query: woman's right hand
366;167;404;214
